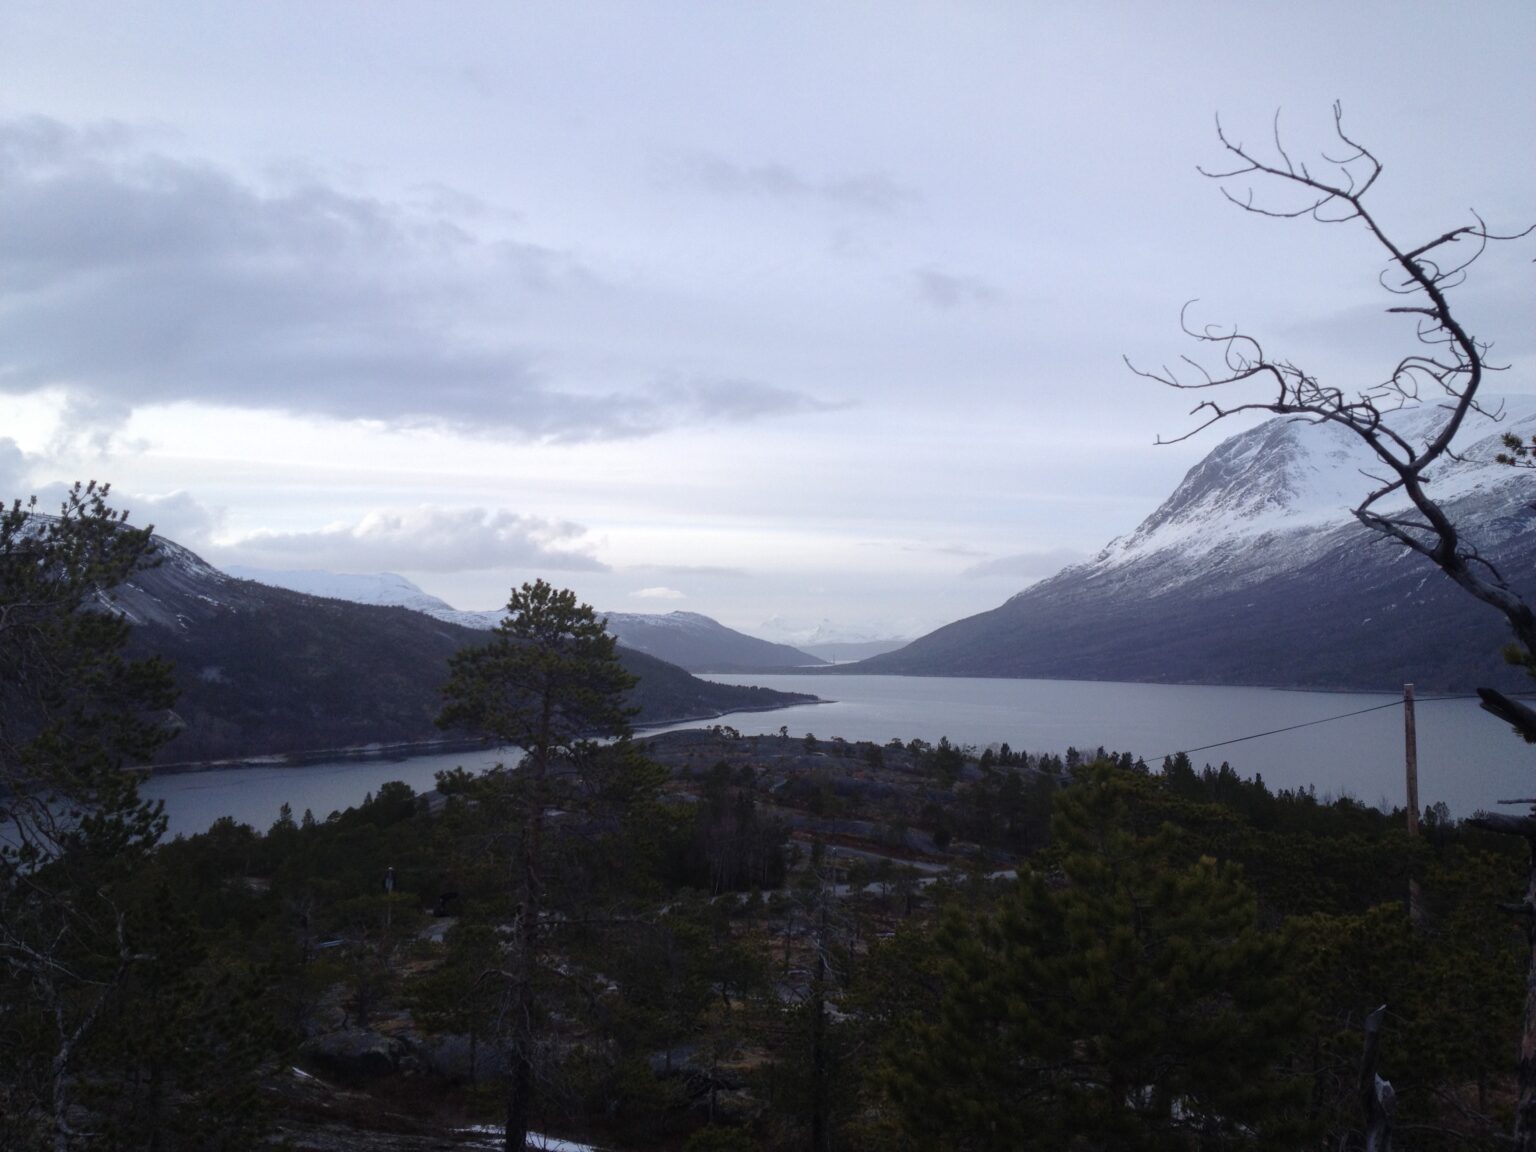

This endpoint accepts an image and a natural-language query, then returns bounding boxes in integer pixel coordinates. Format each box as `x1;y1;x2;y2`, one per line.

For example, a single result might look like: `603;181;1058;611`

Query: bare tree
1132;104;1536;1148
1131;103;1535;676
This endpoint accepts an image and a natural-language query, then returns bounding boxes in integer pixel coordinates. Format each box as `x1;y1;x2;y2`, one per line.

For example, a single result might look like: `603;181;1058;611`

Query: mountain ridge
107;543;816;763
218;568;824;672
855;400;1536;692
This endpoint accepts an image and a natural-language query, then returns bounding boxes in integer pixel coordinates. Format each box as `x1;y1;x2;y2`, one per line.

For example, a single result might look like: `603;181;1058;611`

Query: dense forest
5;725;1528;1150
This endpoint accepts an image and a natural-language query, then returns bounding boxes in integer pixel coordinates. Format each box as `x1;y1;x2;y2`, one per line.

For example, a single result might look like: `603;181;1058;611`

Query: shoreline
147;696;827;777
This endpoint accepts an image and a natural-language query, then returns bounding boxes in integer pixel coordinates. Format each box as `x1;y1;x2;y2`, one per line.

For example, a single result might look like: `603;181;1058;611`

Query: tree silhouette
0;482;178;1150
437;579;636;1152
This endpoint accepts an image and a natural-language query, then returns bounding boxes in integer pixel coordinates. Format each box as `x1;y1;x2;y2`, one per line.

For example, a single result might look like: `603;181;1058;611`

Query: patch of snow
756;614;909;646
456;1127;598;1151
1052;398;1536;600
223;566;455;614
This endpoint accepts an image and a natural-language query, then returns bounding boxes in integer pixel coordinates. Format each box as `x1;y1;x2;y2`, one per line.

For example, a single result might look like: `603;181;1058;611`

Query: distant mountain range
855;401;1536;692
223;567;826;672
118;546;815;764
799;639;911;663
599;611;822;672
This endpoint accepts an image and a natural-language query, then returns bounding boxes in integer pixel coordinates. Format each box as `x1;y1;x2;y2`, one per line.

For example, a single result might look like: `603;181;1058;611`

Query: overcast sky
3;2;1532;642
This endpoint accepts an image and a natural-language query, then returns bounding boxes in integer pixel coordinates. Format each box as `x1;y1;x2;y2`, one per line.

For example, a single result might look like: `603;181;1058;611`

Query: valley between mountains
118;400;1536;764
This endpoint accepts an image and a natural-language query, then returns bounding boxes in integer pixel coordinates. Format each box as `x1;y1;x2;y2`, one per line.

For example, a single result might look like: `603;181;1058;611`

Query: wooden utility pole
1404;685;1424;927
1403;685;1420;835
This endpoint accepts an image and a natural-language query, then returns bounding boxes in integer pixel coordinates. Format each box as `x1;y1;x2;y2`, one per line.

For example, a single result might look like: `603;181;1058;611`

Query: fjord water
142;674;1534;836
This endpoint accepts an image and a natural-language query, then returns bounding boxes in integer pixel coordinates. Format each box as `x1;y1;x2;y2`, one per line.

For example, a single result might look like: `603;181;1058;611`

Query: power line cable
1145;698;1407;763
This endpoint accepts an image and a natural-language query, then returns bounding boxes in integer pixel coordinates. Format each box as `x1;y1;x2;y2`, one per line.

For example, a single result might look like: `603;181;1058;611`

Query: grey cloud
690;154;916;211
665;377;844;422
0;469;218;551
1278;276;1536;365
629;563;750;579
963;548;1086;579
0;439;33;503
577;377;843;441
216;506;608;574
915;267;1001;310
629;586;685;600
0;119;830;442
135;490;225;550
895;541;988;558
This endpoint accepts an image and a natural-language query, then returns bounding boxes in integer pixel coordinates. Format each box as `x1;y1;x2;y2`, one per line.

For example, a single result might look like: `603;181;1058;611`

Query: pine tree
882;764;1310;1149
437;580;637;1152
0;482;178;1150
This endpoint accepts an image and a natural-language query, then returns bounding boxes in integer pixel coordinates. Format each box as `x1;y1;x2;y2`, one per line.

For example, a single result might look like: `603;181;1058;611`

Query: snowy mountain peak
222;567;455;614
756;615;908;647
866;396;1536;691
1091;397;1536;576
1133;418;1362;540
601;610;720;632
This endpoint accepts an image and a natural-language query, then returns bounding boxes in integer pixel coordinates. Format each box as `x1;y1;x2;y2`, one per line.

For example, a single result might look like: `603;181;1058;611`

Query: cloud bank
216;505;607;573
630;586;686;600
963;548;1086;580
0;117;831;442
688;154;917;212
915;266;1001;310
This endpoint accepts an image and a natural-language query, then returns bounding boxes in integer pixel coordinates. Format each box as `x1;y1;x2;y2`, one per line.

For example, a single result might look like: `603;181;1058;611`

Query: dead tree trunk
1358;1004;1395;1152
505;731;548;1152
810;894;829;1152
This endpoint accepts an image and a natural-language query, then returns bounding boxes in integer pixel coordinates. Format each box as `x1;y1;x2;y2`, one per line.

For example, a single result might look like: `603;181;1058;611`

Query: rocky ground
270;727;1035;1149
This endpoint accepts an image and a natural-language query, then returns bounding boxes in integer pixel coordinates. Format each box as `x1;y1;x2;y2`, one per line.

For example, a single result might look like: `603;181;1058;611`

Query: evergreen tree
882;765;1310;1149
437;580;637;1152
0;482;178;1150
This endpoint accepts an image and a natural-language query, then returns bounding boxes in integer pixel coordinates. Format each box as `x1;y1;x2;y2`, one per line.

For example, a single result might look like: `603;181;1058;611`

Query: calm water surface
143;675;1535;835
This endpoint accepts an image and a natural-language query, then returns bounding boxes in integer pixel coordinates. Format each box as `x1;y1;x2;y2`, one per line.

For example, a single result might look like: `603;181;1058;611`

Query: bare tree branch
1134;105;1536;662
1138;107;1536;1151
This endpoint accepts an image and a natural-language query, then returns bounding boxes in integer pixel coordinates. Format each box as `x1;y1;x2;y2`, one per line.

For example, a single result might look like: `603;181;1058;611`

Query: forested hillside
8;728;1522;1150
107;537;813;763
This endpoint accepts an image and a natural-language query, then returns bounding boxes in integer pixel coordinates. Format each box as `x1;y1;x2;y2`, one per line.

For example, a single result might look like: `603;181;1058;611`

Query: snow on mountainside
756;615;910;648
1059;399;1536;596
858;398;1536;691
111;536;247;630
222;566;457;615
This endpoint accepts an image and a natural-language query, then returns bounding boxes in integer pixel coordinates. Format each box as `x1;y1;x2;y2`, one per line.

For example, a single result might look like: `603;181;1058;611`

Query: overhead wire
1143;693;1481;764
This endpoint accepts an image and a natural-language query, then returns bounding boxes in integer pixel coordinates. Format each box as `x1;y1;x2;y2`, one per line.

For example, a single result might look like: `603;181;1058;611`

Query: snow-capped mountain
756;615;911;649
856;399;1536;691
798;639;911;663
1080;402;1533;592
219;570;822;672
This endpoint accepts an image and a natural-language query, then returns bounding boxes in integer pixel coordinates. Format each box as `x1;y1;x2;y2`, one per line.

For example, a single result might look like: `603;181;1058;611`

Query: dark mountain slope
114;541;813;763
600;610;824;672
222;569;824;673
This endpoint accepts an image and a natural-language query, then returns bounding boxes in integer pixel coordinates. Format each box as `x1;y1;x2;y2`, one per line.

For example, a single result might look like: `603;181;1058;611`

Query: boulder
298;1029;415;1085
